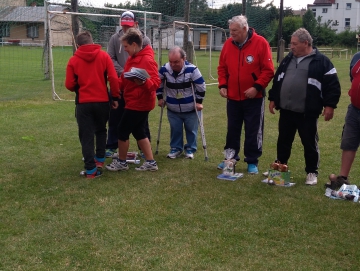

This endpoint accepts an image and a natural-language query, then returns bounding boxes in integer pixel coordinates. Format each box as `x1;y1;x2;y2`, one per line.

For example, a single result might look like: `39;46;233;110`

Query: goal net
45;2;161;100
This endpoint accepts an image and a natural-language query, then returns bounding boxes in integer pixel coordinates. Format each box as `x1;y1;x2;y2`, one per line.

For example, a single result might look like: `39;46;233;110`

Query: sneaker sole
305;182;317;186
105;166;129;171
248;171;259;175
135;167;158;171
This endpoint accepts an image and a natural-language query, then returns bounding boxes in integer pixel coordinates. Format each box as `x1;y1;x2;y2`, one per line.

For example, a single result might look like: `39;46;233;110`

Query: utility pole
242;0;246;15
71;0;79;54
277;0;284;63
183;0;193;63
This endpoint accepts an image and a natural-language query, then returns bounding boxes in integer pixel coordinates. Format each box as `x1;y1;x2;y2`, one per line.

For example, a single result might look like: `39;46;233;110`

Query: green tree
313;16;336;46
279;16;302;46
302;9;317;37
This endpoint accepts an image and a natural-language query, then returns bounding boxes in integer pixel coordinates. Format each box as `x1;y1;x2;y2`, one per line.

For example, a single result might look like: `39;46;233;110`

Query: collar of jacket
231;27;254;49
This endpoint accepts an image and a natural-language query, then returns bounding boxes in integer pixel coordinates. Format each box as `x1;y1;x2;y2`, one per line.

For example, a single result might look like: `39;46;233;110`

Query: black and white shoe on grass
135;161;158;171
105;159;129;171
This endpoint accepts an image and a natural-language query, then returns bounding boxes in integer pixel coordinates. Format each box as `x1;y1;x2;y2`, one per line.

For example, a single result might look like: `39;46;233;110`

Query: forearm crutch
191;84;208;161
155;86;166;155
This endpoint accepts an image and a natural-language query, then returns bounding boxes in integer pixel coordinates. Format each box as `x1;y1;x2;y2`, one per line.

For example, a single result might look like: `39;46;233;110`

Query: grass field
0;46;359;270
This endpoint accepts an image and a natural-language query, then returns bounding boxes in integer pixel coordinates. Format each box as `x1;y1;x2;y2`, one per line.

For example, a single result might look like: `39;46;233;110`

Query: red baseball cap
121;11;135;27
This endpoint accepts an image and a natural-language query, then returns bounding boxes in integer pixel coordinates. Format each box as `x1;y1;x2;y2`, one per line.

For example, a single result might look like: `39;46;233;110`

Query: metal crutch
155;85;166;155
191;83;209;161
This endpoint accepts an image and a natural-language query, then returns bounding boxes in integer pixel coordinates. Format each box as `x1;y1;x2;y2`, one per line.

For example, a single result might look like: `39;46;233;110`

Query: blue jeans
167;109;198;152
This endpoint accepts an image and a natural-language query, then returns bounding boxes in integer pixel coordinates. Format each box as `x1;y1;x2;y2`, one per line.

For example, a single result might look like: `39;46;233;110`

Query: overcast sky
49;0;314;10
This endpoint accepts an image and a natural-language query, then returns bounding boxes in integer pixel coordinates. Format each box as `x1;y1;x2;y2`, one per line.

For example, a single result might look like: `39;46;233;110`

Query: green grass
0;46;359;270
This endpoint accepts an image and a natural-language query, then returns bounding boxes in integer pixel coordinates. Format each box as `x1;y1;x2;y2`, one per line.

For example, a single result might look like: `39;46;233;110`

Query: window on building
0;23;10;37
312;9;316;17
345;18;350;29
346;3;351;9
322;8;328;13
27;23;39;38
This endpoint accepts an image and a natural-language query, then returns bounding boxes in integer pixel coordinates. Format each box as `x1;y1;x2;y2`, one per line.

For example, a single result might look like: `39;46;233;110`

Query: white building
308;0;360;32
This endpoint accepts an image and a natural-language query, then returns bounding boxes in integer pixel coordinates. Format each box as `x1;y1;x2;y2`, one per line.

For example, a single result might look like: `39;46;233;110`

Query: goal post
45;2;162;100
171;21;227;83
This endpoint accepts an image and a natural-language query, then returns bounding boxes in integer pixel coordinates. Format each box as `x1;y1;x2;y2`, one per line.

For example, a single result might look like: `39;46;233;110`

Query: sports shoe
82;168;102;179
247;164;259;174
94;157;105;169
105;159;129;171
217;161;225;170
167;148;182;159
135;161;158;171
185;148;194;159
305;173;318;185
105;149;117;158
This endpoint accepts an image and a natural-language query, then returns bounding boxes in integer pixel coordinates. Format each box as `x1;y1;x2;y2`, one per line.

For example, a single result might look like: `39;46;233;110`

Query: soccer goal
45;1;162;100
158;20;227;84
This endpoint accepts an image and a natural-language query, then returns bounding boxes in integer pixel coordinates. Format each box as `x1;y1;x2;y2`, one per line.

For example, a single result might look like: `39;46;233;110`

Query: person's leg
76;103;96;171
277;109;298;165
340;150;357;177
298;116;319;175
106;97;125;150
137;138;153;160
132;111;158;171
183;111;198;152
167;109;184;152
94;102;110;160
117;139;129;160
243;98;264;166
225;99;243;158
339;104;360;177
106;109;134;171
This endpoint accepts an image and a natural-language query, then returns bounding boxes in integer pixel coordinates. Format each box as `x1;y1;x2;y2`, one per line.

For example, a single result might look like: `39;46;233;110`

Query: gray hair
168;46;186;59
292;28;313;46
228;15;249;31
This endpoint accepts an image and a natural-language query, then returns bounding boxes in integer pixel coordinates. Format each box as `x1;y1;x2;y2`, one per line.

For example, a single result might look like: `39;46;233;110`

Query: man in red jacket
65;31;120;178
217;15;274;174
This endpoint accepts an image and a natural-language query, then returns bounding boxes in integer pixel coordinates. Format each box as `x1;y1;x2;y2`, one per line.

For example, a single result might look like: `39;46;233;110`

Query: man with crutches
156;46;206;159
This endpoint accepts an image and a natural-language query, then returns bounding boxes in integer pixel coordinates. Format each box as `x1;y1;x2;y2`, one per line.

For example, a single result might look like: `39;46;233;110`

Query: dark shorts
341;104;360;151
117;109;150;141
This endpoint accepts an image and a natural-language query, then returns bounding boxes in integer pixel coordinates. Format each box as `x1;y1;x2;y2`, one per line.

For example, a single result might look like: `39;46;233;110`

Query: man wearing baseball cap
106;11;152;159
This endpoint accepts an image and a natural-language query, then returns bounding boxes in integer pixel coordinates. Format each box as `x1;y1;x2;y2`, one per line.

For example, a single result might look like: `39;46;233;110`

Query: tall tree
302;9;317;37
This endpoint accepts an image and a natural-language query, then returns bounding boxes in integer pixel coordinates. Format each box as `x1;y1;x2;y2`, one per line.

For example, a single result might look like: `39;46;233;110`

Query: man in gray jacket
106;11;152;158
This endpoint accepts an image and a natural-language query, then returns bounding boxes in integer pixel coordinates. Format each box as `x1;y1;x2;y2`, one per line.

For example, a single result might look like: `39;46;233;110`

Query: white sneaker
184;148;194;159
305;173;317;185
135;161;158;171
167;149;182;159
105;159;129;171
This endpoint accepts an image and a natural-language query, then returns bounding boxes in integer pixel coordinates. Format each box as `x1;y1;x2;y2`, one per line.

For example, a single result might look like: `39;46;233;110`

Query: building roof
309;0;335;6
0;5;64;23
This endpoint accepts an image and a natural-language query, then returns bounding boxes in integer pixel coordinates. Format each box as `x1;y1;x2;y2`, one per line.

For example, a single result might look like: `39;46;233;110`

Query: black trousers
76;102;110;170
225;98;264;165
277;109;319;174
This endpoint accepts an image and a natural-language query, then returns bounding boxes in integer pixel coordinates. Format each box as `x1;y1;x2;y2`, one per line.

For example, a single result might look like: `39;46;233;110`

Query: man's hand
269;101;276;114
196;103;203;111
158;99;166;107
111;100;118;109
322;106;334;121
244;87;257;99
219;88;227;98
133;78;145;85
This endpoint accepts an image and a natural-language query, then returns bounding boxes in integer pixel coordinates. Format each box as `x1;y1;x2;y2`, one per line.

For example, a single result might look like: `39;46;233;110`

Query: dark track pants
277;109;319;174
224;98;264;165
76;102;110;170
